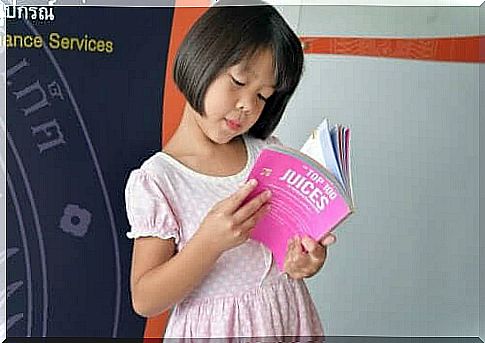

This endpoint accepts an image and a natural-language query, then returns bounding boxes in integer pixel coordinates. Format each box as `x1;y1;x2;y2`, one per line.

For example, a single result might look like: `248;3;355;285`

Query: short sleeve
124;169;180;243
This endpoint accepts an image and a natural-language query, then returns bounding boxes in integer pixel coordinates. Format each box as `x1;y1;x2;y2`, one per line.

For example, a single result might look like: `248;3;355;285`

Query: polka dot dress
125;135;324;339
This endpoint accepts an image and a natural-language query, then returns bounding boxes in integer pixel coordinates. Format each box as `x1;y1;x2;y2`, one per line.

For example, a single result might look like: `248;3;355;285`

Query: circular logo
5;16;121;337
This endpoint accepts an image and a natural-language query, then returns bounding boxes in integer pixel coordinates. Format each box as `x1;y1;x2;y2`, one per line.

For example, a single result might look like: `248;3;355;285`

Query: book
244;118;355;271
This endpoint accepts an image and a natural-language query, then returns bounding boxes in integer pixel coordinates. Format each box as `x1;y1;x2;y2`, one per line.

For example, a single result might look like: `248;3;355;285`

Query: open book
244;118;355;271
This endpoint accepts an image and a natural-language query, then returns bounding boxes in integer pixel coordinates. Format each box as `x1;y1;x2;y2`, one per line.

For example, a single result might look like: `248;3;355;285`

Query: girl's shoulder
264;135;283;146
125;150;178;189
244;134;283;153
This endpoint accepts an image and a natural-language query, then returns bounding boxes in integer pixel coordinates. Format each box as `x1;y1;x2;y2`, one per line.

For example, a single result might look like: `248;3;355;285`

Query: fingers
222;179;259;213
233;189;271;224
301;236;326;261
284;235;328;279
237;202;271;235
284;237;306;270
285;248;310;280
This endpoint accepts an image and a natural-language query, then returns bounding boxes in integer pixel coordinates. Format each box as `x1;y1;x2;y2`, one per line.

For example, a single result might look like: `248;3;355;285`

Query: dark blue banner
6;6;175;338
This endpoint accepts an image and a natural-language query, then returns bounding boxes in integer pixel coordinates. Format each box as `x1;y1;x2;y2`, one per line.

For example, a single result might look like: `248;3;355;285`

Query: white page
300;118;345;187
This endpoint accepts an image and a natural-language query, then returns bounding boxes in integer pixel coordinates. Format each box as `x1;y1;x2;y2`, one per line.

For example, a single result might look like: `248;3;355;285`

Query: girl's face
195;48;276;144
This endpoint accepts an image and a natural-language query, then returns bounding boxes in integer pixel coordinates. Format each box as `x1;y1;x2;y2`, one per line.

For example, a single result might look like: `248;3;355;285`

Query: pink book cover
243;145;354;271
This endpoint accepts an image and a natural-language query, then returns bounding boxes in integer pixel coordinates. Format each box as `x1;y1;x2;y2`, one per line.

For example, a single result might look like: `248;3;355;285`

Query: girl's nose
237;103;250;116
236;94;257;115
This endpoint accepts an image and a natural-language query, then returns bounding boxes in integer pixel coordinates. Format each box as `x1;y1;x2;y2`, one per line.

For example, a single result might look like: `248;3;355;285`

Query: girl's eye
231;76;245;86
230;75;269;102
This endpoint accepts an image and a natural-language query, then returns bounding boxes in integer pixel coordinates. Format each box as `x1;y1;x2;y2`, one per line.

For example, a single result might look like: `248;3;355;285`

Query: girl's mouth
225;119;242;130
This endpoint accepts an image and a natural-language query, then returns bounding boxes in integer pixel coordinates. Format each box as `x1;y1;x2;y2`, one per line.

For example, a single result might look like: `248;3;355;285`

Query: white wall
273;5;481;337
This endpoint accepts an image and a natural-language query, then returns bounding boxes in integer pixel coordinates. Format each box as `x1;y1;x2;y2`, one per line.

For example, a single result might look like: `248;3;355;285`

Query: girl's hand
283;233;337;279
193;179;272;255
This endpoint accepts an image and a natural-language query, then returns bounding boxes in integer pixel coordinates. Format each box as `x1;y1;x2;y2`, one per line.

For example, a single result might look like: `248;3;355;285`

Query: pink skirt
164;273;324;340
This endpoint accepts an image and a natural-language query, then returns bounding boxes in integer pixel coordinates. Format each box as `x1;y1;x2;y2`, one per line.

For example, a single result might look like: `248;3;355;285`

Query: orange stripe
143;1;209;340
143;309;170;339
161;1;210;147
301;35;485;63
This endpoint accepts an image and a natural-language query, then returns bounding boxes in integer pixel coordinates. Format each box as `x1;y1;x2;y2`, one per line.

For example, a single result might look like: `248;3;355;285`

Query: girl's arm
130;235;221;318
130;179;271;318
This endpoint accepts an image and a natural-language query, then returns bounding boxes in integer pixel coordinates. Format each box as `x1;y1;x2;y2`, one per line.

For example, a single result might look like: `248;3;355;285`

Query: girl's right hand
193;179;272;255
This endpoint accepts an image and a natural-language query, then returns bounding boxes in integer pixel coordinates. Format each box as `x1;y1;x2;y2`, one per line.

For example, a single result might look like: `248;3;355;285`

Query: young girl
125;0;337;339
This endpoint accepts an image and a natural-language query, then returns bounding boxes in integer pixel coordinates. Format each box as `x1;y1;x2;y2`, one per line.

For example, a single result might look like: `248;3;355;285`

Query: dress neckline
157;135;252;181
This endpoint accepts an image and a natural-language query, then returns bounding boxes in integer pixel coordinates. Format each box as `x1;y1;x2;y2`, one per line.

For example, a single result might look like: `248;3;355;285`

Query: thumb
301;236;325;260
320;234;336;246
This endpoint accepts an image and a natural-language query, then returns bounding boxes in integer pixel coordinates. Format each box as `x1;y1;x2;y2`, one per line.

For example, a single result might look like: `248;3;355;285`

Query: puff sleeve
125;169;180;244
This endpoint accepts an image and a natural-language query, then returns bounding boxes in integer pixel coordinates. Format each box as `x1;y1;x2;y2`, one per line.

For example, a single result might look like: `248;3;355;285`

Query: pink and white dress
125;134;324;339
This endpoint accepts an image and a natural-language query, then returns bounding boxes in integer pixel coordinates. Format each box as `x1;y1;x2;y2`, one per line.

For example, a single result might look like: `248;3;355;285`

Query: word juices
244;118;355;270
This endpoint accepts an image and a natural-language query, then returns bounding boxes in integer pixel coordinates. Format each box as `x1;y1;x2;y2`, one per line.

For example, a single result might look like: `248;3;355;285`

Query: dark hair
173;0;304;140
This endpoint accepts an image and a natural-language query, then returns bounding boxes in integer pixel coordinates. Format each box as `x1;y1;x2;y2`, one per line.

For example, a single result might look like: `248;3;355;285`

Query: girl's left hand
283;233;337;279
